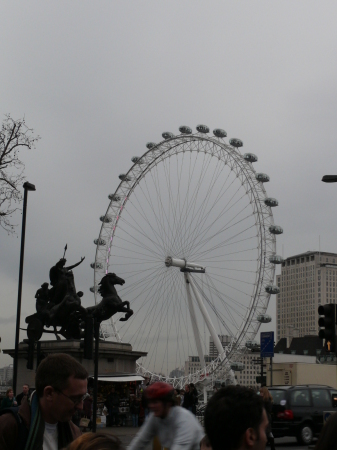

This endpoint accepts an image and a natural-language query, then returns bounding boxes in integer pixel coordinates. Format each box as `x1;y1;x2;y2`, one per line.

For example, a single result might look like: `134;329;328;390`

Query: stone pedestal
3;340;147;392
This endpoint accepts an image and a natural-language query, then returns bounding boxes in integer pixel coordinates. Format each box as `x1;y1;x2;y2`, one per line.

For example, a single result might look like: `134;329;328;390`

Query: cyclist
128;382;204;450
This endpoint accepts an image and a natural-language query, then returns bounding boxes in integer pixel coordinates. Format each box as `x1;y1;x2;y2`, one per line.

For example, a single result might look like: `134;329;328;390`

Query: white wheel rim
93;131;277;387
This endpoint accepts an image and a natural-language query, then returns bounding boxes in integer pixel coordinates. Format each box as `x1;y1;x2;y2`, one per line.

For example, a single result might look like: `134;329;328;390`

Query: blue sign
260;331;274;358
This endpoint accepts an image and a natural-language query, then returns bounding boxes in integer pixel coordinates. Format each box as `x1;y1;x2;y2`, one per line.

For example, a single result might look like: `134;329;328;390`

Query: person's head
22;384;29;395
259;387;272;403
190;383;195;391
314;411;337;450
185;384;190;392
205;386;268;450
6;388;13;399
146;382;175;418
67;432;124;450
36;353;88;424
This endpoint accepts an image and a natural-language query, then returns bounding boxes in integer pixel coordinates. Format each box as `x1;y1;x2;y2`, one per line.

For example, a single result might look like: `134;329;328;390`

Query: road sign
260;331;274;358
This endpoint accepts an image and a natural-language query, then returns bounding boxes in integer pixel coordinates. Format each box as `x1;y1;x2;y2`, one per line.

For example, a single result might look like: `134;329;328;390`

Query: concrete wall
267;362;337;388
3;339;147;392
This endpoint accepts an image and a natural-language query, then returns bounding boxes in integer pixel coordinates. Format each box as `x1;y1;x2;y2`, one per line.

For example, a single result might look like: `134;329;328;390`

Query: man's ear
244;427;258;448
43;386;54;401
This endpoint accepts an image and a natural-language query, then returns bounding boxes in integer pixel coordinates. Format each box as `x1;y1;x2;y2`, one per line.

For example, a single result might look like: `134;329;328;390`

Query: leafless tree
0;115;40;234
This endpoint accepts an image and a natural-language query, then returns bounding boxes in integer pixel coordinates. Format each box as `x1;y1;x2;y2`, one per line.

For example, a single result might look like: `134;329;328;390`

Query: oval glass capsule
196;124;210;133
108;194;121;201
264;198;278;207
265;284;280;294
119;174;132;181
179;126;192;134
94;238;106;246
162;132;174;139
213;128;227;138
100;215;112;223
90;262;103;269
257;314;272;323
243;153;258;162
269;255;284;264
256;173;270;183
229;138;243;148
230;362;245;371
269;225;283;235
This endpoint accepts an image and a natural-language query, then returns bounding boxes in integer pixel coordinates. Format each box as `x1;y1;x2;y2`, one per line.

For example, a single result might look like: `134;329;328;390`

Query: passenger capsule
179;126;192;134
257;314;272;323
196;124;210;133
213;128;227;138
162;132;174;140
230;362;245;371
265;285;280;295
90;262;103;269
119;174;132;181
132;156;145;165
146;142;156;149
89;286;98;293
269;225;283;235
100;215;112;223
94;238;106;246
243;153;258;163
229;138;243;148
245;340;259;349
256;173;270;183
108;194;121;201
269;255;284;264
264;198;278;207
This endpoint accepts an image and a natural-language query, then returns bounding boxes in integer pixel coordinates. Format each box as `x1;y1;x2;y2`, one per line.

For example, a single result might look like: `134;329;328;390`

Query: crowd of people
0;352;336;450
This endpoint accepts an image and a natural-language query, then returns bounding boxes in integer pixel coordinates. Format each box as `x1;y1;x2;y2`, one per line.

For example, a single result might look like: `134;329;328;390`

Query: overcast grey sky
1;1;337;370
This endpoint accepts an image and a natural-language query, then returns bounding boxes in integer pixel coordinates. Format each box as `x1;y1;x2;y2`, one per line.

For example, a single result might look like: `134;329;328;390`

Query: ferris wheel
91;125;282;388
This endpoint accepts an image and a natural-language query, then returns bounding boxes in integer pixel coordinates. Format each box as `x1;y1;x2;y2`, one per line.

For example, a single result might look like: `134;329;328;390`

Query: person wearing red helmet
128;382;203;450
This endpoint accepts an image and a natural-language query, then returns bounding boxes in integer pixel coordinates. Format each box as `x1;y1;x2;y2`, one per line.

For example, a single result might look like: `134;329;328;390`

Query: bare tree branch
0;114;40;234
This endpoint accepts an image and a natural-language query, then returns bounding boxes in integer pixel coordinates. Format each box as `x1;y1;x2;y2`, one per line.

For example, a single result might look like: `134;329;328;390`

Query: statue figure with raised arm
49;256;85;305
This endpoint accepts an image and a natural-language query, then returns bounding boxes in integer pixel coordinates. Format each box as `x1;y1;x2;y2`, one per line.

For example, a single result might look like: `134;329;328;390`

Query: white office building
276;251;337;342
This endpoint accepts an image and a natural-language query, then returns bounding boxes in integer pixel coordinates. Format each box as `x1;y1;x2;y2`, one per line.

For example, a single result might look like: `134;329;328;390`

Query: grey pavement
92;427;316;450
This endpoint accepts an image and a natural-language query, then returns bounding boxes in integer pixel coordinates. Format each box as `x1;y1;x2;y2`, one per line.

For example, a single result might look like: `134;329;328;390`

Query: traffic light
318;304;337;353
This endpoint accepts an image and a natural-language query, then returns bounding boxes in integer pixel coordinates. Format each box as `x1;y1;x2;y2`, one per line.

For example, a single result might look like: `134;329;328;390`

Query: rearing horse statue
86;273;133;322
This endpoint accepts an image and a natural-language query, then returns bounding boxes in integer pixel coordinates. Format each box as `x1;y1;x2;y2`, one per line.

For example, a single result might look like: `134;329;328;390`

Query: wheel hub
165;256;205;271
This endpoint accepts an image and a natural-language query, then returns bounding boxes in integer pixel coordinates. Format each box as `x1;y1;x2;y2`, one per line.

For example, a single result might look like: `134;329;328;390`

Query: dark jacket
0;397;16;410
16;392;28;407
0;397;81;450
182;390;198;409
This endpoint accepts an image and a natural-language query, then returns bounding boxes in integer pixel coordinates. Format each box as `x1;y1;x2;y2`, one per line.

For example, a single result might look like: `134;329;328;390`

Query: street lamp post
322;175;337;183
13;181;36;395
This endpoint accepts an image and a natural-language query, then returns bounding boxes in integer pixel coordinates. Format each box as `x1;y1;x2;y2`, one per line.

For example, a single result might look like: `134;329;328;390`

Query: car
268;384;337;445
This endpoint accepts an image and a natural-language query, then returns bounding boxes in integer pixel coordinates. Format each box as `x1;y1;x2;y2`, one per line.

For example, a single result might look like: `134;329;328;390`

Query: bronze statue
86;273;133;322
25;246;133;342
35;282;49;313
